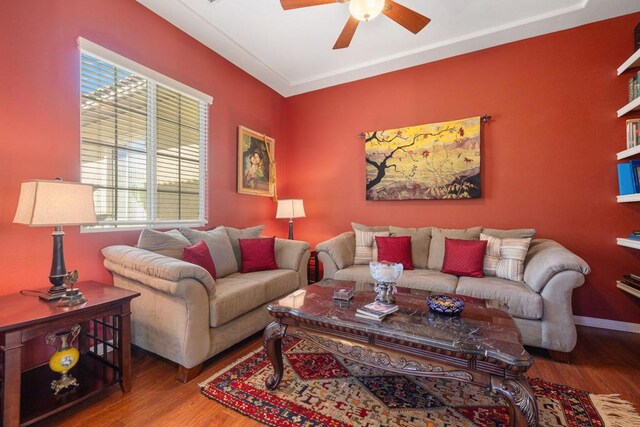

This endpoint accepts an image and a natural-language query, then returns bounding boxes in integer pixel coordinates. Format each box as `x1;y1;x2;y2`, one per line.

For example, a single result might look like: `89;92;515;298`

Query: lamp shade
14;180;97;226
275;199;306;219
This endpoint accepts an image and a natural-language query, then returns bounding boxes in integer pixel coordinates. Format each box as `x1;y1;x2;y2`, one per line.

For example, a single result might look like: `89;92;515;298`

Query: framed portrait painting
237;126;276;197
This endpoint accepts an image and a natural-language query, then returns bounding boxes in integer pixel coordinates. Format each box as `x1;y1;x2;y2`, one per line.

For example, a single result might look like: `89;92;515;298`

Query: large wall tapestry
365;116;481;200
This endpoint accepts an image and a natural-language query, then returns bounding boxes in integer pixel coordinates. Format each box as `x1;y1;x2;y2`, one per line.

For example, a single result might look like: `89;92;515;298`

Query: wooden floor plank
34;326;640;426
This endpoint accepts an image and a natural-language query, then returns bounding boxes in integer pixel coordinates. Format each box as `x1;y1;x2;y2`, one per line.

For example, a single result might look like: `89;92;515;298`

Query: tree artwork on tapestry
365;116;481;200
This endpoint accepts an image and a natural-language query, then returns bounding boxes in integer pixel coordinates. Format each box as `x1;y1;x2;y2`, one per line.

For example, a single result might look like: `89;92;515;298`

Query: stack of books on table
355;301;399;321
618;274;640;297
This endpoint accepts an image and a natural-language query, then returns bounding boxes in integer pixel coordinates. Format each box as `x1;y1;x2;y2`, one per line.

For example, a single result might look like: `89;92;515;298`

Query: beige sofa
102;226;310;381
316;225;590;359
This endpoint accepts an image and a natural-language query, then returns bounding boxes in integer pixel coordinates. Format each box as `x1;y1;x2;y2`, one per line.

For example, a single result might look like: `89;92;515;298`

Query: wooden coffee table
264;279;538;427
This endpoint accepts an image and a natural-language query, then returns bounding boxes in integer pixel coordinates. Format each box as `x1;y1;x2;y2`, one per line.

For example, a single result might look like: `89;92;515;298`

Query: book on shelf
617;162;637;195
627;234;640;241
626;119;640;149
631;160;640;193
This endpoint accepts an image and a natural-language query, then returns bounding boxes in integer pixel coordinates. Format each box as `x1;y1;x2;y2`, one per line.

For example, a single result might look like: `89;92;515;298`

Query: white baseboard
574;315;640;334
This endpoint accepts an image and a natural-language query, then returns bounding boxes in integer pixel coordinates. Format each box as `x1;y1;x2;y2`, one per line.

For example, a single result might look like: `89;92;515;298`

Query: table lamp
13;178;97;303
275;199;306;240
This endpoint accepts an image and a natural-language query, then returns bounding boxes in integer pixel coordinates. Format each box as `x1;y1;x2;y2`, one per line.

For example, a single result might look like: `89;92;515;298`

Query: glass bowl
369;261;403;283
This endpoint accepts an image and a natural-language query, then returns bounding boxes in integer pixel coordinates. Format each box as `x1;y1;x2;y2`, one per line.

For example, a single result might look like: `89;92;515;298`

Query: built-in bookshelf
617;144;640;160
617;281;640;298
617;237;640;250
616;193;640;203
618;97;640;117
616;46;640;299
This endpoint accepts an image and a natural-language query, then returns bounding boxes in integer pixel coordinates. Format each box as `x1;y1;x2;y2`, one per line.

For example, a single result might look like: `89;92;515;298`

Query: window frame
78;37;212;232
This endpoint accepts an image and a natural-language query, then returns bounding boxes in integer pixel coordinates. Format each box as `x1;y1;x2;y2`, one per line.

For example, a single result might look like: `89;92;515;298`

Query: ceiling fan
280;0;430;49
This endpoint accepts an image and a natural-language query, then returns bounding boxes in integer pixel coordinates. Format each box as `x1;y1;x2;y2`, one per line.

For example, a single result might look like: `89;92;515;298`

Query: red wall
284;13;640;323
0;0;288;299
1;1;639;326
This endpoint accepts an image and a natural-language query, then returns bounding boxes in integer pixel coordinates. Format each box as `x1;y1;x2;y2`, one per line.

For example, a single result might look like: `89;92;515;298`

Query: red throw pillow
239;237;278;273
183;241;217;279
441;238;487;278
375;236;413;270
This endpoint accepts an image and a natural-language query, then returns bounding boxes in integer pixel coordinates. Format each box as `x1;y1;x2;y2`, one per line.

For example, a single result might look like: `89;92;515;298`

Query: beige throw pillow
222;225;264;269
137;229;191;259
480;233;531;282
179;228;238;278
389;226;431;269
427;227;482;271
352;223;389;264
482;228;536;239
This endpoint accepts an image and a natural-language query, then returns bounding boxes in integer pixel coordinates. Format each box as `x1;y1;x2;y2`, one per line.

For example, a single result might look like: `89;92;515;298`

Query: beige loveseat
102;226;310;381
316;225;590;359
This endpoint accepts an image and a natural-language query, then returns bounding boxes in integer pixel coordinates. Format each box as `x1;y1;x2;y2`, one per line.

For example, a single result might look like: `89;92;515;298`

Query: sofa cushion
210;269;298;327
137;228;191;259
482;228;536;239
334;265;458;294
428;227;482;271
239;237;277;273
480;233;531;282
180;228;238;278
222;225;265;270
375;236;413;270
352;223;389;264
441;238;487;278
182;241;217;279
389;226;431;269
455;276;543;320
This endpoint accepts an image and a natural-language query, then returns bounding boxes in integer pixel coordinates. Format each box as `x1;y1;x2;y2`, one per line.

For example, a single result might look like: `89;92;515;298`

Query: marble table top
268;279;533;368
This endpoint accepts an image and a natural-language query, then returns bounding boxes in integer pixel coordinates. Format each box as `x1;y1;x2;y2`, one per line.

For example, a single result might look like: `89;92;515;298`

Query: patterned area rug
200;338;639;426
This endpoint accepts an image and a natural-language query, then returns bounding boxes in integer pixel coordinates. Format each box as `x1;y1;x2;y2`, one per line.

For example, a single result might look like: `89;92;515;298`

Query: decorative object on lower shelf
46;324;81;394
427;294;465;315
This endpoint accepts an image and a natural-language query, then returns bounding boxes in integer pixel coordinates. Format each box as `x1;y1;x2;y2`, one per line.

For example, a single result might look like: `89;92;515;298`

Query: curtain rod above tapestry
358;114;492;139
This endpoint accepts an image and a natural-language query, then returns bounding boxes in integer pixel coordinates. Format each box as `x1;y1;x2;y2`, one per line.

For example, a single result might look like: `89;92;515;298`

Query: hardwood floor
36;325;640;426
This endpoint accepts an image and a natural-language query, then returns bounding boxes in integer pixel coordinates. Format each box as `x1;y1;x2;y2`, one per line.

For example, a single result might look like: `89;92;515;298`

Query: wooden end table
0;281;139;427
265;279;538;427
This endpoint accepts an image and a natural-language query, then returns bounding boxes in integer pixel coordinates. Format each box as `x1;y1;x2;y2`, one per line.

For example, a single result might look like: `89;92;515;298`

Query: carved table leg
491;376;539;427
263;322;285;391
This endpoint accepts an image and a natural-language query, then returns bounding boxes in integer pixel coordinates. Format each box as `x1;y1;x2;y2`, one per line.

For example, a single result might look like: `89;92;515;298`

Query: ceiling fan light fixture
348;0;385;22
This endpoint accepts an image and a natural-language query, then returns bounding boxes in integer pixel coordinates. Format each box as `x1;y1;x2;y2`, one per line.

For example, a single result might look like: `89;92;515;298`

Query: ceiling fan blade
383;0;430;34
280;0;337;10
333;16;359;49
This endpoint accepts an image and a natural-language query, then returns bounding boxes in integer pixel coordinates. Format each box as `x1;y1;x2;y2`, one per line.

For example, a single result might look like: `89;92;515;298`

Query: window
79;38;211;230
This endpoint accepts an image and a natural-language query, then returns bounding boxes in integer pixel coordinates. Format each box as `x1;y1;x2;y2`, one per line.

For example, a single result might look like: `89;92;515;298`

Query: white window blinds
79;40;210;230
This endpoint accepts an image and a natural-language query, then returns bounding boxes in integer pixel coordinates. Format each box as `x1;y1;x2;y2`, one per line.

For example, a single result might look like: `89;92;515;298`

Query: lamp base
56;288;87;307
39;287;67;302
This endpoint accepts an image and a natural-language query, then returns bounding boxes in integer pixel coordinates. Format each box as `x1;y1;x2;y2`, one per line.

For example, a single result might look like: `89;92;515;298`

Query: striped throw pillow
480;233;531;282
354;228;390;264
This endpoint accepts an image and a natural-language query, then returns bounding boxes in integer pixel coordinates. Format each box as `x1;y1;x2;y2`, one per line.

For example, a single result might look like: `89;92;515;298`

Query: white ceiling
138;0;640;97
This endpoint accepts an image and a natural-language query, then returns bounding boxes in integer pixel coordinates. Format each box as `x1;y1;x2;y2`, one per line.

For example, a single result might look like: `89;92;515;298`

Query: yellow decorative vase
46;324;81;394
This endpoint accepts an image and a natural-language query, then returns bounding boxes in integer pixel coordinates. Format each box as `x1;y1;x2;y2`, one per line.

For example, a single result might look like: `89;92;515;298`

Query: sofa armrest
523;239;590;293
274;238;311;271
316;232;355;276
102;245;215;295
